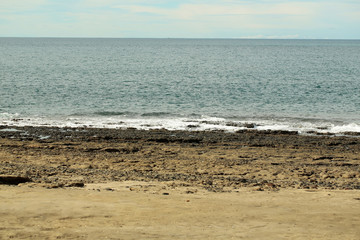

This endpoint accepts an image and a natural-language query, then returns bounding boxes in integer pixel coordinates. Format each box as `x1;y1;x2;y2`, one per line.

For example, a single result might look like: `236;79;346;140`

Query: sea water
1;38;360;134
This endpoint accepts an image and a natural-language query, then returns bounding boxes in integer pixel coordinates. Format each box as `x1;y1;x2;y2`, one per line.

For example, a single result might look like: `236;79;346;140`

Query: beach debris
0;175;32;185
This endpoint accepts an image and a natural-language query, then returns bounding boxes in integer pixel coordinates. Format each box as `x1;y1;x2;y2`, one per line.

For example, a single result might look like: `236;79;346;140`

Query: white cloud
79;0;173;8
238;34;300;39
115;2;318;20
349;11;360;20
0;0;47;13
110;2;318;37
339;3;360;21
0;0;359;38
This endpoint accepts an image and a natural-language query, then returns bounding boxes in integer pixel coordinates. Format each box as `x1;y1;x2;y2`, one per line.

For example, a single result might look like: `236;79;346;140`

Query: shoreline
2;114;360;136
1;125;360;191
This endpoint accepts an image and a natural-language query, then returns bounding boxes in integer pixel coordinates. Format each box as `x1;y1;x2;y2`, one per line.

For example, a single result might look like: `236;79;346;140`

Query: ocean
1;38;360;134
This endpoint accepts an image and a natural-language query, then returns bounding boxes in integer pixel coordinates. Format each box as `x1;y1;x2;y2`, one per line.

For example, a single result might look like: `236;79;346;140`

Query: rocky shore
1;126;360;191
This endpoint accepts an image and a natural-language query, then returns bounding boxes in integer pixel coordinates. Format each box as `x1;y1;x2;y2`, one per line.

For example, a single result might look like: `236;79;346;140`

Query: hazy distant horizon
1;37;360;40
0;1;359;39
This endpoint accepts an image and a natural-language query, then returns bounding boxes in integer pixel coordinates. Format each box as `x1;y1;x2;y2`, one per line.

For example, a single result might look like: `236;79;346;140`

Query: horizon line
1;36;359;40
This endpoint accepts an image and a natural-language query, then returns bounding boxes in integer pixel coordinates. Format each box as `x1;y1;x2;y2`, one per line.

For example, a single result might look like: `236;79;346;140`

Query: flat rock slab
0;175;31;185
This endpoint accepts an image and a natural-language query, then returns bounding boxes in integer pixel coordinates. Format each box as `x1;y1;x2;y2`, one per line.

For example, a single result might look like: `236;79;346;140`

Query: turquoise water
1;38;360;133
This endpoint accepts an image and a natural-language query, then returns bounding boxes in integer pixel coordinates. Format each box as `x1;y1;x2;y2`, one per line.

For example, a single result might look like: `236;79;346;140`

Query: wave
93;111;135;116
141;112;175;117
1;113;359;136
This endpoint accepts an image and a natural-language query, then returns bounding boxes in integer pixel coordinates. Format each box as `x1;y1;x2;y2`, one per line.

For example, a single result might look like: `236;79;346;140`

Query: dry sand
1;126;360;239
1;183;360;239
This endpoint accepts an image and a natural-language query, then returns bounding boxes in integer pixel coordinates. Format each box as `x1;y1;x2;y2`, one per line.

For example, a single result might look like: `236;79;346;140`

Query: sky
0;0;359;39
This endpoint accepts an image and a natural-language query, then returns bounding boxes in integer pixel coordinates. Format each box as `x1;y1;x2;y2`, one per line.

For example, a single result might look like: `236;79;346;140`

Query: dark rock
187;125;199;128
244;123;256;129
226;122;244;127
66;182;85;188
313;156;334;160
103;148;121;153
0;175;31;185
342;132;360;136
150;138;169;143
182;138;201;144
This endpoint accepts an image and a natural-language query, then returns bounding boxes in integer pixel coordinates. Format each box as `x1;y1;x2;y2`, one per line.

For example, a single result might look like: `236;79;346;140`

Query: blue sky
0;0;359;39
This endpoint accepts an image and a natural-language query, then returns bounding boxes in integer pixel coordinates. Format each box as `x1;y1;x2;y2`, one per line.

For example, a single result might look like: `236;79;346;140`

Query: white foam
329;123;360;133
1;113;360;136
0;128;22;132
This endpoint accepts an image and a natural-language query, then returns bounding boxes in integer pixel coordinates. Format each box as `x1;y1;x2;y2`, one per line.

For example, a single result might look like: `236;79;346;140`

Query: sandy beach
1;126;360;239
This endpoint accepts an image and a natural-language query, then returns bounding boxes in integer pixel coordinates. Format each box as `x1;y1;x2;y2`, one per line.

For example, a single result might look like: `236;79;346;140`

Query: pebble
342;173;356;179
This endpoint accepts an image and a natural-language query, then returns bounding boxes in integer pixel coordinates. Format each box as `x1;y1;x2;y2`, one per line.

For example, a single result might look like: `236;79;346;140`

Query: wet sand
1;126;360;239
